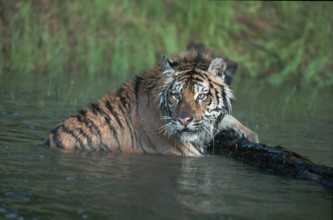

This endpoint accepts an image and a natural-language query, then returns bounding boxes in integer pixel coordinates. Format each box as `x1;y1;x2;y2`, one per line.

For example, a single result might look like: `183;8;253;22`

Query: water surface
0;74;332;219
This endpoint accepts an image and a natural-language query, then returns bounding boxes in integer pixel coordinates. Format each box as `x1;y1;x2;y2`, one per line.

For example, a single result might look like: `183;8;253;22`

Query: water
0;74;332;219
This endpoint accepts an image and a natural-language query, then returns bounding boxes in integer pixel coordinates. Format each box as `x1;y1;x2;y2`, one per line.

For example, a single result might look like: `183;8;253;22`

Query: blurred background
0;0;332;89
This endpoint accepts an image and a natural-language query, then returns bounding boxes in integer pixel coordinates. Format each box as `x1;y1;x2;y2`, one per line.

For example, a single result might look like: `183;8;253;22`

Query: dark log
207;130;333;189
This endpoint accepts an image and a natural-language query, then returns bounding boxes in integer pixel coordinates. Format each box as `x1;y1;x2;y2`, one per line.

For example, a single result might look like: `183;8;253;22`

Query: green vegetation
0;0;332;88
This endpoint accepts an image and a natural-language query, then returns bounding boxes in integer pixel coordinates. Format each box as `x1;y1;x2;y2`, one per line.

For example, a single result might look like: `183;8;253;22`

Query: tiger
44;50;259;156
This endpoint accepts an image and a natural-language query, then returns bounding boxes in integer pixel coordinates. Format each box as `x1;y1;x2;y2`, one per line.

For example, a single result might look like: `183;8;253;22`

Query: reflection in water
0;75;332;219
176;157;298;219
177;157;229;214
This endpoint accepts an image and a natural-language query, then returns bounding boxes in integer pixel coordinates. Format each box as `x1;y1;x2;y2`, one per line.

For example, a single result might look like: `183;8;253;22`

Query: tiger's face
158;54;233;147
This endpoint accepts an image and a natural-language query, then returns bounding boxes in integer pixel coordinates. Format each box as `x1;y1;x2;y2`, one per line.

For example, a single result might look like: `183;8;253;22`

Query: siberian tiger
44;50;258;156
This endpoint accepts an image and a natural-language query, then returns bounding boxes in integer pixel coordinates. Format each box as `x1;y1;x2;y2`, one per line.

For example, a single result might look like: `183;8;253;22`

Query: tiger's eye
197;93;207;101
171;92;180;100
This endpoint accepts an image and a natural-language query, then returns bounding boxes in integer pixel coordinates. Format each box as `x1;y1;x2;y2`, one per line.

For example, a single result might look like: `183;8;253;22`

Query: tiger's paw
218;114;259;143
234;125;259;143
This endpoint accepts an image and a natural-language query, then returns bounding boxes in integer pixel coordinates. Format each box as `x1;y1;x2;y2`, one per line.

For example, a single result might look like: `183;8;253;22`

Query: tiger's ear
208;58;227;78
162;55;176;76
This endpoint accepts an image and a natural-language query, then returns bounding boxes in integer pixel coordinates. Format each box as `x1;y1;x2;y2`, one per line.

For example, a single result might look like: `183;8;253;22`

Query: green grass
0;0;332;88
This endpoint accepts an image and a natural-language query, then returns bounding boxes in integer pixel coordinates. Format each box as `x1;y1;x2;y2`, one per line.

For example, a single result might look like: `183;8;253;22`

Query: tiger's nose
178;113;193;126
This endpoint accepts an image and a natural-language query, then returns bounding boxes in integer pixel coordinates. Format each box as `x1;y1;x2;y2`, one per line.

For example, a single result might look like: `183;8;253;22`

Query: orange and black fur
44;50;258;156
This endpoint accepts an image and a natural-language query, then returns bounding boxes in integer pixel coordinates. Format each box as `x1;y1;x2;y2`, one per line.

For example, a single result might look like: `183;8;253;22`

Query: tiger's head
157;51;233;147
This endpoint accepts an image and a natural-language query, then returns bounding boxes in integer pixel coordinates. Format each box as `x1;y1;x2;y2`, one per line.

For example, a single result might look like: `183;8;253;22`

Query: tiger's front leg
218;114;259;143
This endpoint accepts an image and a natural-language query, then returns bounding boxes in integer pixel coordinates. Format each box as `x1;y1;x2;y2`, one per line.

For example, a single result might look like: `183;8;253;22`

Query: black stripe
103;116;121;152
89;103;103;115
190;78;205;86
84;117;100;136
133;76;143;99
132;128;139;152
222;88;230;113
160;89;172;116
76;114;100;137
52;126;65;149
61;125;84;150
209;80;224;88
190;71;206;81
89;103;121;151
120;96;129;112
208;107;222;114
177;74;190;82
75;128;93;150
193;121;202;126
88;102;121;151
215;88;220;106
75;112;103;150
117;103;136;149
116;87;130;111
84;118;109;150
118;99;141;153
215;114;224;129
78;109;87;117
191;77;204;83
133;76;144;117
104;100;124;130
145;83;157;95
209;80;214;89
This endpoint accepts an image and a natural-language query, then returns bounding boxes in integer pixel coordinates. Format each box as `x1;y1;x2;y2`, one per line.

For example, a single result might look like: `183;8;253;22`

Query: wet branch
208;131;333;188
